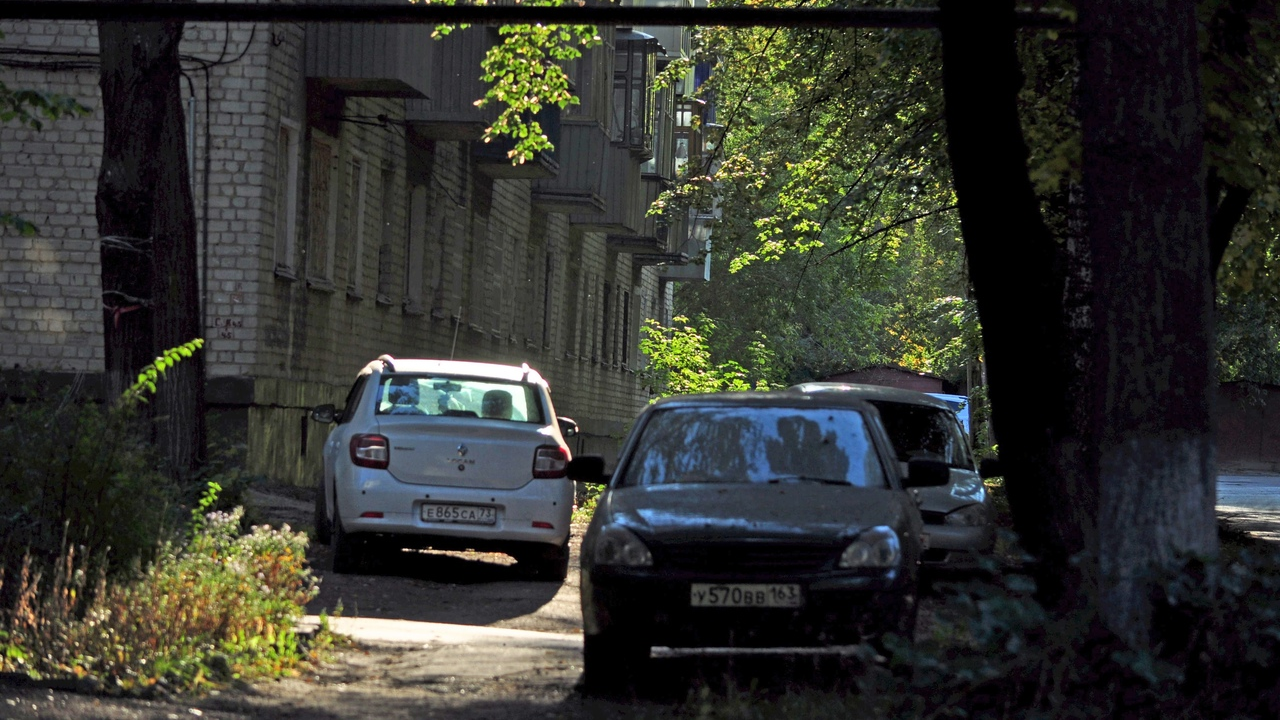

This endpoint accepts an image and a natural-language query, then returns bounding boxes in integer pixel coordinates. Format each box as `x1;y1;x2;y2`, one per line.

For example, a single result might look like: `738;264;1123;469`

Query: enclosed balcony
473;104;561;179
531;121;609;214
612;29;662;161
404;26;495;139
569;146;646;233
305;1;432;98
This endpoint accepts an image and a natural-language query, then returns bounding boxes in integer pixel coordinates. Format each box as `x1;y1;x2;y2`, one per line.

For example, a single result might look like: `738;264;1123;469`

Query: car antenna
450;305;462;360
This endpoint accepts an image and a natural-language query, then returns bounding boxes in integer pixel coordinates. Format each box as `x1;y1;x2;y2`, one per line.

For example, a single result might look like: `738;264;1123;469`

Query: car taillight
350;434;389;469
532;445;569;478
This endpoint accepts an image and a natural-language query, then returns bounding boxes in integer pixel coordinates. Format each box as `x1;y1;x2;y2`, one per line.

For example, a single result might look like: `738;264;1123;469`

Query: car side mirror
566;455;608;484
310;404;336;424
558;416;580;438
978;457;1003;480
904;458;950;488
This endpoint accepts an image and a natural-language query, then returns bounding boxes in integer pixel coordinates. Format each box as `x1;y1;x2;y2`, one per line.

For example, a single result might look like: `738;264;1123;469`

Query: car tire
582;631;648;696
331;505;363;574
520;538;570;582
313;482;332;546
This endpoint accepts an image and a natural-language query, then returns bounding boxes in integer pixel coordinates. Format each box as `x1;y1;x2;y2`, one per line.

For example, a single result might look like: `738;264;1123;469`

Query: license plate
421;503;497;525
690;583;803;608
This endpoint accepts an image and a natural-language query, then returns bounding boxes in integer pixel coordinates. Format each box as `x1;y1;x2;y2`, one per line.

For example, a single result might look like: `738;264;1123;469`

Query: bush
0;378;180;610
664;545;1280;720
0;482;324;693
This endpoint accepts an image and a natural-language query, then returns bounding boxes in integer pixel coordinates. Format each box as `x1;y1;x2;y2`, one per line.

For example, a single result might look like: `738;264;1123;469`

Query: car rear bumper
337;470;573;548
582;568;915;646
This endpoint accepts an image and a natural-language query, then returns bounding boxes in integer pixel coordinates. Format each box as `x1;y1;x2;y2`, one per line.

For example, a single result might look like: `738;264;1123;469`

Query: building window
542;251;555;348
612;29;658;159
601;281;613;364
273;119;301;278
621;289;631;367
404;184;427;314
376;166;396;305
344;152;368;297
306;131;339;287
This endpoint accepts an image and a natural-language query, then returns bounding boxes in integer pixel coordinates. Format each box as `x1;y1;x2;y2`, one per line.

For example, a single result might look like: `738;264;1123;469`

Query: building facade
0;5;710;486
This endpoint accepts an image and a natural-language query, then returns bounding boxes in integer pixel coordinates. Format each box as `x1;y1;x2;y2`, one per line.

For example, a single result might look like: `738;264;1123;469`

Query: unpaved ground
0;489;848;720
4;482;1279;720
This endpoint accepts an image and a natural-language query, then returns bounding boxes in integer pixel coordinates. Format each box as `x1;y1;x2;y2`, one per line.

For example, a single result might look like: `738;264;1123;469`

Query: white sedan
311;356;578;580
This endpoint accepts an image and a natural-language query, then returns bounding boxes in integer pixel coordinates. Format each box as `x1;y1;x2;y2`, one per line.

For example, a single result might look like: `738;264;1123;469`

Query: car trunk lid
379;418;558;490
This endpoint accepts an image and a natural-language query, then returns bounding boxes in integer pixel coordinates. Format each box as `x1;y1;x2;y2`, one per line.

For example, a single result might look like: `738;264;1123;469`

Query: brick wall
0;21;104;371
2;20;665;485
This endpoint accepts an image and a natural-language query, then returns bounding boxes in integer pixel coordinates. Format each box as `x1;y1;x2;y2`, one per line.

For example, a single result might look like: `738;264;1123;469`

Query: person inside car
482;389;514;420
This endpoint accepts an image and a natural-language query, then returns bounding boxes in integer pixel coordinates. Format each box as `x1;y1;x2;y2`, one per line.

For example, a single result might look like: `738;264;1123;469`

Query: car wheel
313;482;332;546
582;631;648;696
520;539;570;582
331;504;363;574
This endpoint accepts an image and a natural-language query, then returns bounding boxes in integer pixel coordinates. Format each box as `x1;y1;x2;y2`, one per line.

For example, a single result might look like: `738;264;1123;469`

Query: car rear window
867;401;974;468
618;406;888;488
374;375;546;424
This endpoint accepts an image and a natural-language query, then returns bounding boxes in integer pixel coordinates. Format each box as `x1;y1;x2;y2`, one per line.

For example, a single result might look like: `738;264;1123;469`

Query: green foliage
0;383;178;607
638;315;775;398
654;6;982;388
121;338;206;406
425;0;598;164
0;486;323;693
572;483;602;524
659;546;1280;720
0;339;206;639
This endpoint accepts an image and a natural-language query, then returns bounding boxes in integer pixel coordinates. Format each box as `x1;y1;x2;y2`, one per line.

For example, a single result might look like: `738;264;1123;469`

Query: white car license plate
690;583;803;608
421;503;497;525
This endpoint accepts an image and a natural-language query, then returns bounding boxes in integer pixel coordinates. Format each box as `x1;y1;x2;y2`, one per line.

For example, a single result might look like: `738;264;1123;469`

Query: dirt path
5;484;1278;719
0;490;666;719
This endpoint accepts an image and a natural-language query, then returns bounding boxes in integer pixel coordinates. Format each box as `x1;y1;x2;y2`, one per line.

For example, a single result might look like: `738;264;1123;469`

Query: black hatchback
568;391;949;693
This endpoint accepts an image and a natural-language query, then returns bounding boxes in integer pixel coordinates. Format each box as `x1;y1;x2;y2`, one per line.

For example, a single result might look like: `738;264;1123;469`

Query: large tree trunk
97;16;206;477
938;0;1091;607
942;0;1220;647
1078;0;1217;646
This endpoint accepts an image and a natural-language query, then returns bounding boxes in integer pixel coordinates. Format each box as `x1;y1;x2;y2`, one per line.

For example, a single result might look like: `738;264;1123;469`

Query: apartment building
0;4;712;485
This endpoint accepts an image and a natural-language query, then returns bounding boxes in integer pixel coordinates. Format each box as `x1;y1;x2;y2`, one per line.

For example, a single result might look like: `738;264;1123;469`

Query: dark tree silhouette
97;17;206;477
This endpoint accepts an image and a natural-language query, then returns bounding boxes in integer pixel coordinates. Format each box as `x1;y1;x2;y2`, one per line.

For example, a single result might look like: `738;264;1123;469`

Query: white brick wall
1;19;672;482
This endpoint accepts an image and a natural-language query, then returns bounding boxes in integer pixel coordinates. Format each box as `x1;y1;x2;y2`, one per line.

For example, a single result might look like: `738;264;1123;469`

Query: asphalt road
1216;472;1280;541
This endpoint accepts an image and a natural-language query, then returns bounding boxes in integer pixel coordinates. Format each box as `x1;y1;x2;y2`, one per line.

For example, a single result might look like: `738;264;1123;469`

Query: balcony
404;27;496;140
305;1;432;98
531;120;609;214
473;104;561;179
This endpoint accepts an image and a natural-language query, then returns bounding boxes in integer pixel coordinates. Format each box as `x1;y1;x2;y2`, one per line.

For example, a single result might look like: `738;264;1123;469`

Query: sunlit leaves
419;0;598;164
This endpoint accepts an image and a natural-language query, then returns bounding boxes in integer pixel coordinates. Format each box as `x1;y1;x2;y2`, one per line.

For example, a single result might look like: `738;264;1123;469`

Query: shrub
666;545;1280;720
0;380;179;611
0;340;205;610
0;482;323;693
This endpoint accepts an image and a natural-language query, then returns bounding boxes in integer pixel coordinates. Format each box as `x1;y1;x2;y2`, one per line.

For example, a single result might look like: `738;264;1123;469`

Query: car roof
650;389;878;412
358;356;546;384
788;382;955;411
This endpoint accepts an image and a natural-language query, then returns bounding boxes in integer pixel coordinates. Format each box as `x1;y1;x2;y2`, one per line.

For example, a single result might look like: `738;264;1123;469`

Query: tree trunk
1078;0;1217;646
97;16;206;477
938;0;1092;606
